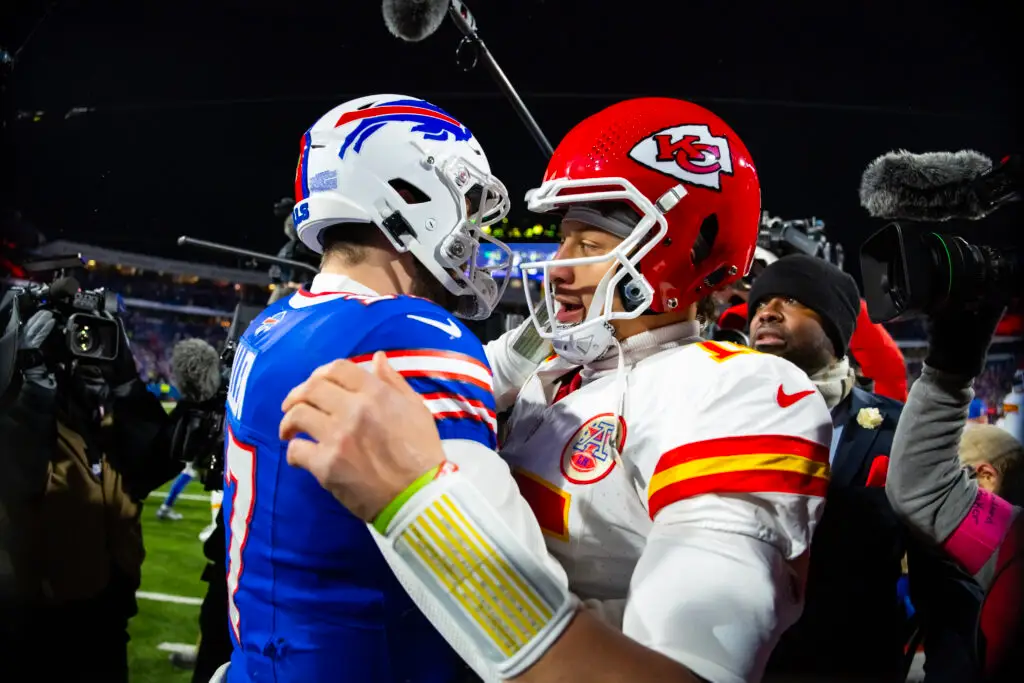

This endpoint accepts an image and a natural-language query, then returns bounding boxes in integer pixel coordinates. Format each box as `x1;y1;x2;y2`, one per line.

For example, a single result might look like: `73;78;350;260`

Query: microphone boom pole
177;235;320;275
447;1;553;159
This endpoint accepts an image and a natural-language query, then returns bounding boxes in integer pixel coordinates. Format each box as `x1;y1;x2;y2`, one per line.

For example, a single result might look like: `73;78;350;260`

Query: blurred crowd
77;267;268;311
124;309;227;386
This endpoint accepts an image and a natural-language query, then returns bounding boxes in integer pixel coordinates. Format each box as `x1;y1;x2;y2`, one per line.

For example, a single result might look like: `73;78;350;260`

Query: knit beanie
747;254;861;359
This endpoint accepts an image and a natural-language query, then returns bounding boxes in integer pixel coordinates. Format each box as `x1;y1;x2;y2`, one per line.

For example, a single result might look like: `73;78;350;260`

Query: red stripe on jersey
349;348;491;374
512;470;570;542
419;392;497;419
653;434;830;475
649;468;830;520
398;370;490;393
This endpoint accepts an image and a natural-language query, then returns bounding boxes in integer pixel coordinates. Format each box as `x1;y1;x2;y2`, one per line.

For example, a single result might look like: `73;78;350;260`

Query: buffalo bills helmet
292;94;512;320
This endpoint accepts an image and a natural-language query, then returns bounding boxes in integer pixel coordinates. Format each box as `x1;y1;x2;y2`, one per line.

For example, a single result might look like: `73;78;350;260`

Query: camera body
196;339;235;491
859;155;1022;323
10;267;123;363
172;302;263;491
759;212;845;269
860;223;1020;322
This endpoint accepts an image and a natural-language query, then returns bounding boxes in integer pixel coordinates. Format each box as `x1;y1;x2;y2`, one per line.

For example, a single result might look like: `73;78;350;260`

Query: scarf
810;357;857;410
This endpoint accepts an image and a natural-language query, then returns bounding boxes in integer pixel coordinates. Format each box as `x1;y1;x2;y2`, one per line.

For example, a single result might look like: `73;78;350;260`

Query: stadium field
130;481;213;683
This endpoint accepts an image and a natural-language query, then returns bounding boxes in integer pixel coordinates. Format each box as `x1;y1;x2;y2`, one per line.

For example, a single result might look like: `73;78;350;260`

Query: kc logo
629;124;733;190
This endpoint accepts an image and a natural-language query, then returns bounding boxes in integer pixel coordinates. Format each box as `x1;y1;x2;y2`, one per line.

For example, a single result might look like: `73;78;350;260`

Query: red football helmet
522;97;761;362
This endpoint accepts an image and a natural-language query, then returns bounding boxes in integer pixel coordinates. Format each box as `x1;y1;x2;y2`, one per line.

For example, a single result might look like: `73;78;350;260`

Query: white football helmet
293;94;512;320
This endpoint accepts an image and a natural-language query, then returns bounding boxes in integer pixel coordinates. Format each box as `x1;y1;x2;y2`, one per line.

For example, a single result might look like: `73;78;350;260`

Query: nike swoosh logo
777;385;816;408
407;314;462;338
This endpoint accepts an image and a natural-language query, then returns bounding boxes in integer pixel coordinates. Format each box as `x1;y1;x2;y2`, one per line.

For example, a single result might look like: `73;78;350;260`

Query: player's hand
279;351;446;521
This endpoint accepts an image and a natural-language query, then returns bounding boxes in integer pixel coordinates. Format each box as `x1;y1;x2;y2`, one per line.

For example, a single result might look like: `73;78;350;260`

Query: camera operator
166;336;234;683
170;305;264;683
886;303;1023;681
743;255;969;682
0;281;182;683
859;148;1024;680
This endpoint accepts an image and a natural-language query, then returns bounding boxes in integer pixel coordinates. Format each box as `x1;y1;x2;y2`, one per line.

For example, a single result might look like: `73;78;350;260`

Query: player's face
548;219;624;326
749;296;835;373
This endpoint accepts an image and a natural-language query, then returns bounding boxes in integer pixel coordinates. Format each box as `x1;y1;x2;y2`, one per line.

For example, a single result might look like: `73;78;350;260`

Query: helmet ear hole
691;214;719;265
702;265;731;288
387;178;431;204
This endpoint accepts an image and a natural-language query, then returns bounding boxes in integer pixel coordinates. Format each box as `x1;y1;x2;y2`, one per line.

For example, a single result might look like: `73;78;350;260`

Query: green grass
129;482;215;683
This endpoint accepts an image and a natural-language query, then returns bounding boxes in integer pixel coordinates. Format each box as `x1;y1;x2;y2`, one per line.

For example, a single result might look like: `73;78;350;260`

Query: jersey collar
584;320;702;375
309;272;378;296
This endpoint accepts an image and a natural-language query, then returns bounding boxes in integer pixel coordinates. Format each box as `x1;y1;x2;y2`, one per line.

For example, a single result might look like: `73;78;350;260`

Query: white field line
137;590;203;606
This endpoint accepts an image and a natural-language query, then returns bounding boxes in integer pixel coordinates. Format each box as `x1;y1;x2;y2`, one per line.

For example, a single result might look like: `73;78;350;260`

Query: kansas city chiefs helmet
521;97;761;363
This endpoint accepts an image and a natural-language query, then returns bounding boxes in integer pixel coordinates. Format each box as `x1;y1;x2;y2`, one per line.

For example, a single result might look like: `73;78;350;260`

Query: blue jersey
223;287;497;683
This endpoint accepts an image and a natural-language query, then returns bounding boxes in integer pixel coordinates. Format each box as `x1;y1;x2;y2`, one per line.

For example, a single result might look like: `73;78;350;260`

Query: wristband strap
373;463;454;534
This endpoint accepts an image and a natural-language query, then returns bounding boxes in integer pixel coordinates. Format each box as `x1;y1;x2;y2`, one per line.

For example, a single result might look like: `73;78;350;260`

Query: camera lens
74;325;96;353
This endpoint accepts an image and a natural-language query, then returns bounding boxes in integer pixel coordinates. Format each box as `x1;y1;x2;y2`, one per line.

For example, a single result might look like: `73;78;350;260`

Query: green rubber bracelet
372;465;440;535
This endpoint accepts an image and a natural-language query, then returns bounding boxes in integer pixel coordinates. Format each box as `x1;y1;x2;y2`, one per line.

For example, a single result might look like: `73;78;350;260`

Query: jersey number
696;340;755;363
225;429;256;643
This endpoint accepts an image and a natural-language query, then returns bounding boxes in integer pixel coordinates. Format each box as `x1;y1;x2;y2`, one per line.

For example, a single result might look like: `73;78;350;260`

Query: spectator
746;254;974;682
960;424;1024;505
887;304;1023;681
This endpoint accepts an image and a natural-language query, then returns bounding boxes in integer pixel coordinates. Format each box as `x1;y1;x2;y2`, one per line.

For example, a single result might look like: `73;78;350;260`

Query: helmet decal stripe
294;130;312;201
334;100;472;158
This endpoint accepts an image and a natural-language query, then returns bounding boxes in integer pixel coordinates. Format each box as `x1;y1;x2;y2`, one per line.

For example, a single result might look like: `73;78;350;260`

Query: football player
281;98;834;683
221;95;551;682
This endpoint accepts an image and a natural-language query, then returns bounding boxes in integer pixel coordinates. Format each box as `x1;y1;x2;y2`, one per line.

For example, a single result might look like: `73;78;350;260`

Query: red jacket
981;517;1024;680
718;299;908;402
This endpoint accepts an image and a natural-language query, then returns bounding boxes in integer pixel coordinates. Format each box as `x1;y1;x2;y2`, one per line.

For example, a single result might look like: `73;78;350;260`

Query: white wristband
383;471;577;679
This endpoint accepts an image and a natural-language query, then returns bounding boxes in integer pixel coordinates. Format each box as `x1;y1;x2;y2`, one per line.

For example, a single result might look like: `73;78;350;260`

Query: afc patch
560;413;628;485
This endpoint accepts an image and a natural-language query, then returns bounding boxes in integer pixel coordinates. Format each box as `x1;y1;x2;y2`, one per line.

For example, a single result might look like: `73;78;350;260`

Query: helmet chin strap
551;265;618;365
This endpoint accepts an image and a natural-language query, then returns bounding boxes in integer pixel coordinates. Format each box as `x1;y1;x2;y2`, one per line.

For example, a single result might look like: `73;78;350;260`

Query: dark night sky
3;0;1020;267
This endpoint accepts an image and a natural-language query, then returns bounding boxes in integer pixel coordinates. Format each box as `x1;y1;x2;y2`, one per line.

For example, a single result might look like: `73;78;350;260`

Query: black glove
925;303;1006;378
105;316;141;391
18;309;57;390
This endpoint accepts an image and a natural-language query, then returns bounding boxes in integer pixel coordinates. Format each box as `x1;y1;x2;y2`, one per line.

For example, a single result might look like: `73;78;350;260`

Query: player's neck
611;308;695;341
320;249;416;297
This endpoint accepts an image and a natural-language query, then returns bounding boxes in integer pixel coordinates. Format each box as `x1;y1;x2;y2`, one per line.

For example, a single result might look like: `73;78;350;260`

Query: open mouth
754;329;786;347
554;296;585;325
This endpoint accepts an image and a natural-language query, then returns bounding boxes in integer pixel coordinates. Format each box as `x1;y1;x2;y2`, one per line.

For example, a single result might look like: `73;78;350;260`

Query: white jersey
500;322;832;683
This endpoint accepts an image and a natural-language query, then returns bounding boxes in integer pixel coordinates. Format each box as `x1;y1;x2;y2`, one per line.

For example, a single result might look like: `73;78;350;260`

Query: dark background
2;0;1020;267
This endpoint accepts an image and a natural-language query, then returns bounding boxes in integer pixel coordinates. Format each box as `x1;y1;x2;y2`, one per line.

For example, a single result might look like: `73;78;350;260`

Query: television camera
758;211;845;269
859;151;1021;322
4;254;124;363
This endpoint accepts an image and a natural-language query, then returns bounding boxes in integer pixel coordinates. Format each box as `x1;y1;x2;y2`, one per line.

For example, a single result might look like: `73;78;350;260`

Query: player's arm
376;351;829;682
354;311;554;552
484;310;553;413
347;310;565;679
283;340;827;682
343;316;700;681
620;348;832;683
373;459;705;683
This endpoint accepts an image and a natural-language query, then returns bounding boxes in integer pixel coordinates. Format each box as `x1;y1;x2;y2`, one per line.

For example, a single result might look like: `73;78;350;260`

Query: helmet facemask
520;176;676;364
398;150;513;320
